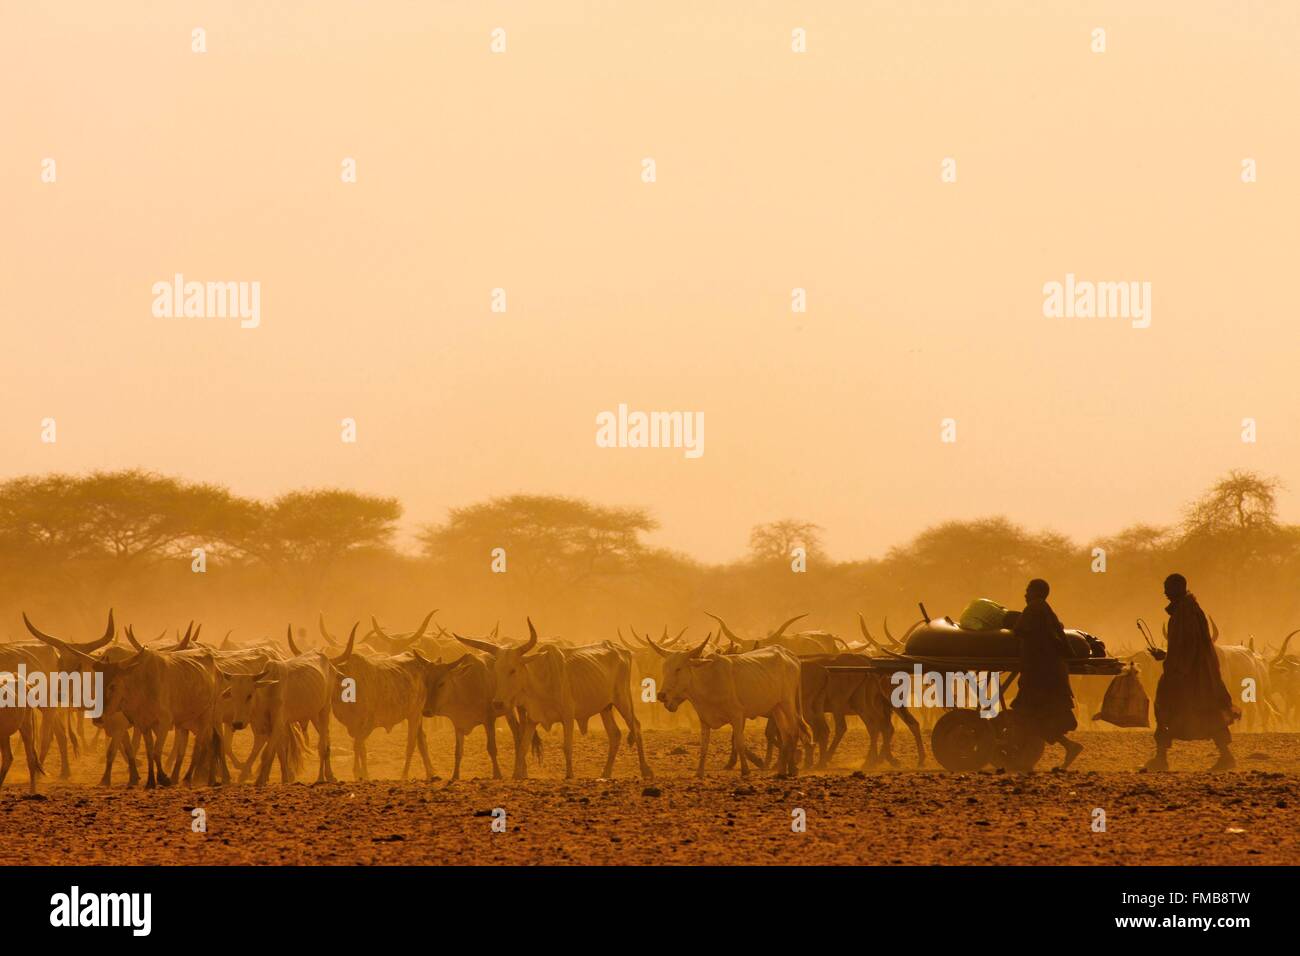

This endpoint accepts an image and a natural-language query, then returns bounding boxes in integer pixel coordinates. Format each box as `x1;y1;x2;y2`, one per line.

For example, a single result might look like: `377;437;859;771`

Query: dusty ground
2;721;1296;865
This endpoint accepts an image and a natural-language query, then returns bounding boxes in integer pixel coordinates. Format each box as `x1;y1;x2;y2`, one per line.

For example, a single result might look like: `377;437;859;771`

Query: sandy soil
3;723;1296;865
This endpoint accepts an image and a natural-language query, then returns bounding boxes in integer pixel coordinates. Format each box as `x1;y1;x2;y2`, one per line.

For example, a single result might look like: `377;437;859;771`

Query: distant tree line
2;468;1298;656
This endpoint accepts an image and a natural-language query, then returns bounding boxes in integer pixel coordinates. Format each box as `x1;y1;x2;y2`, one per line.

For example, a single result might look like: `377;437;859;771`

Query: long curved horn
769;613;808;640
454;632;501;655
491;621;499;640
22;617;99;665
220;629;234;650
287;625;302;657
179;624;198;650
23;610;117;654
899;619;925;645
1209;615;1220;642
881;618;908;648
330;623;357;665
126;626;144;651
642;630;670;658
73;609;115;652
857;613;886;652
1275;628;1300;662
687;633;711;659
410;609;436;642
21;613;72;650
667;626;689;646
520;619;539;654
703;611;743;645
616;628;637;651
319;613;338;645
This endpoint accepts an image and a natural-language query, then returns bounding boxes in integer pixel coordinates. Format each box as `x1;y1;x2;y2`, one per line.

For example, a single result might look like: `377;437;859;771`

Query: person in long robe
1145;573;1238;771
1011;578;1083;768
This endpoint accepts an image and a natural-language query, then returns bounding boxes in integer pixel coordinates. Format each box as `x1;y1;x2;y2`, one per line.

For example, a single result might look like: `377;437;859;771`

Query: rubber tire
930;709;993;771
988;710;1046;772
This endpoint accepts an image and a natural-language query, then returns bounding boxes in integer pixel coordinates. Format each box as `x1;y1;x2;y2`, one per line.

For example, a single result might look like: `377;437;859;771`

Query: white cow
455;619;652;781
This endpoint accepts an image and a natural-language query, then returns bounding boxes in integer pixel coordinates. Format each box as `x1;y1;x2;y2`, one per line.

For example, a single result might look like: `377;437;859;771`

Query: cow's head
411;651;472;717
453;619;540;710
99;649;154;721
217;666;278;730
642;631;713;711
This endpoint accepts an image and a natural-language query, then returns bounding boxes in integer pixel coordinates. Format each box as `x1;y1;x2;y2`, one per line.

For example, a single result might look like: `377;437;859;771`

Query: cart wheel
988;710;1046;772
930;709;993;771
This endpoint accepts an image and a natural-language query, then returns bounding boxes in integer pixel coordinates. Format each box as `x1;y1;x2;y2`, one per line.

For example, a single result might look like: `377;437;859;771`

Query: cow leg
696;724;712;778
514;719;536;780
315;711;335;783
822;713;849;767
142;729;161;789
116;726;141;787
599;707;620;779
762;719;779;768
613;695;653;779
562;718;576;779
168;728;190;785
876;711;899;765
0;735;13;786
896;706;925;766
240;734;268;784
415;723;435;780
254;729;277;786
861;717;882;769
99;732;116;787
484;717;501;780
21;720;41;793
205;727;225;787
278;730;293;784
451;729;465;783
354;734;371;781
400;722;420;781
321;718;336;783
732;720;750;777
39;710;71;778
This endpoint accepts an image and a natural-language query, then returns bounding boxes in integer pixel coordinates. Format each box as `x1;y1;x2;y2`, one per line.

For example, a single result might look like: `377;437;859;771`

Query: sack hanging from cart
1092;664;1149;728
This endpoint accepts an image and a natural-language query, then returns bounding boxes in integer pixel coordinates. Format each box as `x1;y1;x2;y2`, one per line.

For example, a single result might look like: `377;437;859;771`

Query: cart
825;653;1125;772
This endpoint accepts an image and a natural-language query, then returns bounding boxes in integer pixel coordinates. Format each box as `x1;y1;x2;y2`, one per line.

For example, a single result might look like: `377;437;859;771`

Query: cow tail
795;676;813;748
67;713;82;758
28;713;46;777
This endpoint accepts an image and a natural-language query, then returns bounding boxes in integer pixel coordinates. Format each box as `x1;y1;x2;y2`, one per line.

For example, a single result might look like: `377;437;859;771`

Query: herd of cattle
0;609;1297;793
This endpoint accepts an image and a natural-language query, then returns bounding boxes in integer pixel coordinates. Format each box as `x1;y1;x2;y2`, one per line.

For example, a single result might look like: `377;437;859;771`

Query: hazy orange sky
3;2;1297;562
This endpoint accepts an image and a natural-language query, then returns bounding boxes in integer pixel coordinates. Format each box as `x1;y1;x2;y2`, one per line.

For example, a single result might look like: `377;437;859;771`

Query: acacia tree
419;495;657;623
236;489;403;609
0;470;256;622
748;519;826;566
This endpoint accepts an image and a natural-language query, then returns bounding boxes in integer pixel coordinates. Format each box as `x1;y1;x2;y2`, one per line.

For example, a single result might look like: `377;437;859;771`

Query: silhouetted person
1011;578;1082;768
1145;574;1238;771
